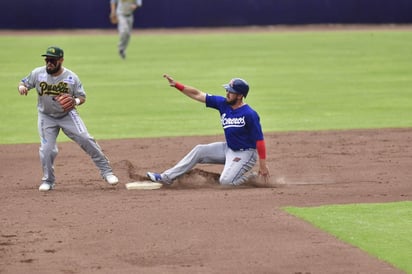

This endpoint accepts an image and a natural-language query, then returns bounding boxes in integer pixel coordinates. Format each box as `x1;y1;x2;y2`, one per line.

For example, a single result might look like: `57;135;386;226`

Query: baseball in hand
18;85;28;95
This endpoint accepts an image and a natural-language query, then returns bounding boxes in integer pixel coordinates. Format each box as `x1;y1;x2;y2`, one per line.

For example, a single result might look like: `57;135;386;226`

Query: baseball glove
55;94;75;112
110;13;118;24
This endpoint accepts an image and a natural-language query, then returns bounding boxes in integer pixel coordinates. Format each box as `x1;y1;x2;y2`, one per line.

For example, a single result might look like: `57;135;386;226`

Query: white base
125;181;163;190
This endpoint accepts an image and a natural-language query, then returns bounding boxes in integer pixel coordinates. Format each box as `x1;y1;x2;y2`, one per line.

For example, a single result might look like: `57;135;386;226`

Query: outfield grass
285;201;412;273
1;30;412;144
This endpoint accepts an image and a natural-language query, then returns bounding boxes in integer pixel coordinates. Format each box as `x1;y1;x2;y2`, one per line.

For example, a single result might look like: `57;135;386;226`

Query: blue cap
222;78;249;98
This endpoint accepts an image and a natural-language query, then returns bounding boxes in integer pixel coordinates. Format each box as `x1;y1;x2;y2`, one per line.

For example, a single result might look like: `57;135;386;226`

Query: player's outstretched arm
163;74;206;103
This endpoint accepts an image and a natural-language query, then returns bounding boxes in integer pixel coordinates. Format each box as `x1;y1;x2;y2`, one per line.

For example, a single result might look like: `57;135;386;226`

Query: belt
238;148;255;151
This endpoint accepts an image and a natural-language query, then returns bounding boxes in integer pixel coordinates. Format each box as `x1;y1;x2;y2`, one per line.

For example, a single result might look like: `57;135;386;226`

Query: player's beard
46;63;61;75
226;97;238;106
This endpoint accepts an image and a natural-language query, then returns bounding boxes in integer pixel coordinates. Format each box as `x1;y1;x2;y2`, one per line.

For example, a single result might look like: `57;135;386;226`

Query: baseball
18;85;27;95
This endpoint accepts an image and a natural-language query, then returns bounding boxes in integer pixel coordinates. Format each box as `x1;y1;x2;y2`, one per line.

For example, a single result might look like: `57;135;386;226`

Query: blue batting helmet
222;78;249;98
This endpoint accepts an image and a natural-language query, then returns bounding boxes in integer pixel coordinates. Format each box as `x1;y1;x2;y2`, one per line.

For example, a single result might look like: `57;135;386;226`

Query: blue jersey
206;95;264;151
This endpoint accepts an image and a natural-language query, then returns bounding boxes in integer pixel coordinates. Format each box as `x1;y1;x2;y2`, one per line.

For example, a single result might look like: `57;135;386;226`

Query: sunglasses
45;58;59;65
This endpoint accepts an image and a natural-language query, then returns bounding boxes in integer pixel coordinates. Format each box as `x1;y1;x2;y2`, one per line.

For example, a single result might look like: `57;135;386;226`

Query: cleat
146;172;163;182
39;182;55;192
105;174;119;185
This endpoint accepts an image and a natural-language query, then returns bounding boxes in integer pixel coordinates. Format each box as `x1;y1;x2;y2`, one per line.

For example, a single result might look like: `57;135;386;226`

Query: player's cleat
105;174;119;185
119;50;126;59
39;182;55;192
146;172;163;182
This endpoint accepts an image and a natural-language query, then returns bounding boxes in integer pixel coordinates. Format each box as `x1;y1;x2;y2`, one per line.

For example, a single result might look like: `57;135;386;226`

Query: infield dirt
0;128;410;273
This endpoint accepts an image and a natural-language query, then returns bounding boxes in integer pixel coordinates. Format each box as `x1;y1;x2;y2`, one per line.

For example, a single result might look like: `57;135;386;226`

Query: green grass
1;30;412;144
284;201;412;273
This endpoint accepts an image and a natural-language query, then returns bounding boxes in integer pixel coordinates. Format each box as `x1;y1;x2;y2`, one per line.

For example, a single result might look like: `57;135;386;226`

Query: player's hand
18;85;28;96
258;165;270;183
109;12;118;24
163;74;176;87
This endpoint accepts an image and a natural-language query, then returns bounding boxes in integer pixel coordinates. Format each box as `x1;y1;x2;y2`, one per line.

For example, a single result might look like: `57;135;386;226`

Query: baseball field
0;26;411;273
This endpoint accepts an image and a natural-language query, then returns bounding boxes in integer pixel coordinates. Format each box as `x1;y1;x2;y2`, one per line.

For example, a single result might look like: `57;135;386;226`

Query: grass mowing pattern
1;31;412;144
284;201;412;273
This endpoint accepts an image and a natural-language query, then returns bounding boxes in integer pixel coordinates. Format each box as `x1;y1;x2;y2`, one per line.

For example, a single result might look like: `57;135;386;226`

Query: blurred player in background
110;0;143;59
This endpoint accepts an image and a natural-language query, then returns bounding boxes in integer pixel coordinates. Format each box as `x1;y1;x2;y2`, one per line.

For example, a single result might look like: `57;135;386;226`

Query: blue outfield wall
2;0;412;29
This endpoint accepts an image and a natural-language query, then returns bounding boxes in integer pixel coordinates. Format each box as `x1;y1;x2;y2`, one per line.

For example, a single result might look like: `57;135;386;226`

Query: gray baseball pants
38;110;113;184
117;14;134;52
161;142;257;186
